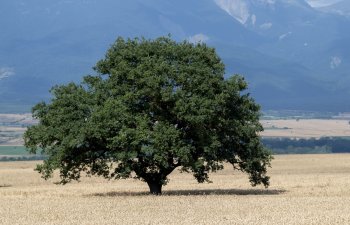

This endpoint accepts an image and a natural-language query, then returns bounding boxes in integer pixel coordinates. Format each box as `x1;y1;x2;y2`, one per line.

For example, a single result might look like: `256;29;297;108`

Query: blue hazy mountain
1;0;350;112
315;0;350;16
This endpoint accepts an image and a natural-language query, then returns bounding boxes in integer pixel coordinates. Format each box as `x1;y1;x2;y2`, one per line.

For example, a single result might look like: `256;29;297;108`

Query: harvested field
0;154;350;224
0;114;36;146
261;119;350;138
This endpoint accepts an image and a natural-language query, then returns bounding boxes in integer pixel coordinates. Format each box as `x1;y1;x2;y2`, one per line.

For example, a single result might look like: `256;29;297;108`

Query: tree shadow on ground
88;188;286;197
0;184;11;188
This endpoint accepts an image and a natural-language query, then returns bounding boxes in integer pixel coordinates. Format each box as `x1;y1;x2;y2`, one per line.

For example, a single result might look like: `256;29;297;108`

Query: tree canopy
24;36;272;194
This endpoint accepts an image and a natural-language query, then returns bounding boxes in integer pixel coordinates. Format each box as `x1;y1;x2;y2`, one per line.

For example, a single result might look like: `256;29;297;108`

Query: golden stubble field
0;154;350;225
261;119;350;138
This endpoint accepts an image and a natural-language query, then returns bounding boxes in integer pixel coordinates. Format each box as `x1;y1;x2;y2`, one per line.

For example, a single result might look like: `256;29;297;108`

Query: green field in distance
0;146;31;155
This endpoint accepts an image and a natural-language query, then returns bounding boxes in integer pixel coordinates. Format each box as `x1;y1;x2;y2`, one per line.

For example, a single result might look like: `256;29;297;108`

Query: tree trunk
147;180;162;195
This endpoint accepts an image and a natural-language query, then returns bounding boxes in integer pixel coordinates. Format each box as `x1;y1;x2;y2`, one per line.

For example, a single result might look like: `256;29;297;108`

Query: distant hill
316;0;350;16
1;0;350;112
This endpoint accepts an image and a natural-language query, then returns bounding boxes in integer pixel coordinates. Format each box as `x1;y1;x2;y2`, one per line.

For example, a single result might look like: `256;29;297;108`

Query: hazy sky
306;0;343;7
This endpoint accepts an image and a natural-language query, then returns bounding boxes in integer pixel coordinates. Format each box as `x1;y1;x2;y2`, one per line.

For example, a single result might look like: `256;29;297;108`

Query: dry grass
0;154;350;224
261;119;350;138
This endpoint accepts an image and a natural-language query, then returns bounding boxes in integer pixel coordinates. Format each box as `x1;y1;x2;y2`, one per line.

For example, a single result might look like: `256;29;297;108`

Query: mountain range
1;0;350;112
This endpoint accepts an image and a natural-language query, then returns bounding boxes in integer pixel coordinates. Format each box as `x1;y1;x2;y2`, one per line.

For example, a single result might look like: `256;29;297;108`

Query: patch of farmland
261;119;350;138
0;114;36;146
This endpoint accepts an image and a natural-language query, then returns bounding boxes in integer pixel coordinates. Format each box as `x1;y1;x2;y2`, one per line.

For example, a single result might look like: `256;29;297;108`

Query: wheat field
0;154;350;225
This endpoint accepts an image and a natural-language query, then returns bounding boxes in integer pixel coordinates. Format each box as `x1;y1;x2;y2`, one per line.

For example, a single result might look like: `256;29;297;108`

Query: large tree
24;37;272;195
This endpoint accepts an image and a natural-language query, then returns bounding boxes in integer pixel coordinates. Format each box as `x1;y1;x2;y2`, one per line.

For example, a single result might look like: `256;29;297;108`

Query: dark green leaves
24;36;272;193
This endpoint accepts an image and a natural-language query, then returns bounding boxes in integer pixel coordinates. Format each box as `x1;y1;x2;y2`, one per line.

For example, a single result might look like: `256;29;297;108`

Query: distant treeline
263;137;350;154
0;155;46;162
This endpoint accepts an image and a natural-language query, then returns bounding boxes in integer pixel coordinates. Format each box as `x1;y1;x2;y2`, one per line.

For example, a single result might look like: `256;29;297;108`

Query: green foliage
24;36;272;194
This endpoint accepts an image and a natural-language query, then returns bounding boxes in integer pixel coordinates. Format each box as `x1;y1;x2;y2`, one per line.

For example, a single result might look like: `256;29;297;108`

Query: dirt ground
0;154;350;225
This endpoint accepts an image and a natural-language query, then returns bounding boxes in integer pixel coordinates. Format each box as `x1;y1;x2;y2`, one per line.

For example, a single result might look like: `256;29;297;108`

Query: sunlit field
261;119;350;138
0;154;349;224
